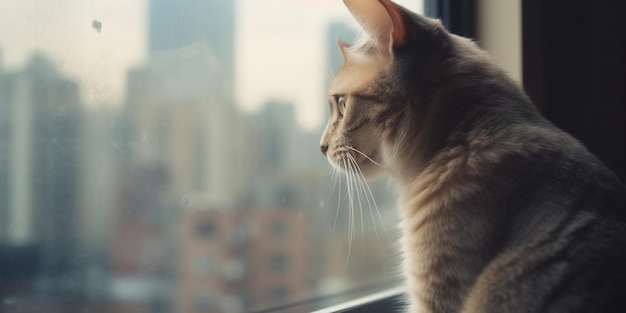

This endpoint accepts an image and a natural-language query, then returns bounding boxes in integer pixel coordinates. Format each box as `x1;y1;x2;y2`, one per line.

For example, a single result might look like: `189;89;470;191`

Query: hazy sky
0;0;147;105
0;0;421;130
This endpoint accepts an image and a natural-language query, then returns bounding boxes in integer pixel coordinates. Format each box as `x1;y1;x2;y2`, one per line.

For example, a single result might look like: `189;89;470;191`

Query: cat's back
460;119;626;313
488;116;626;222
400;108;626;312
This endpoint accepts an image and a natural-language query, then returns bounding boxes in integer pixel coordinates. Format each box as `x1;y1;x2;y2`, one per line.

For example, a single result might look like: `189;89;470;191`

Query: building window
268;253;288;273
196;221;217;238
270;287;288;303
270;220;288;238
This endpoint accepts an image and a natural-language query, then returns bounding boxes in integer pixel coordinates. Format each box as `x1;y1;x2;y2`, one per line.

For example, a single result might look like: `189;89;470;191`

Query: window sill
312;286;405;313
250;284;405;313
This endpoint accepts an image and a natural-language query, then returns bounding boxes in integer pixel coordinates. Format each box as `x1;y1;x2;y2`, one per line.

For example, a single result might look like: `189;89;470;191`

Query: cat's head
320;0;455;181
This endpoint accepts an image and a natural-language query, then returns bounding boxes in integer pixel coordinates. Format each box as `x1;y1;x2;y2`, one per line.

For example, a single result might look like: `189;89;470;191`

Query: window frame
311;286;405;313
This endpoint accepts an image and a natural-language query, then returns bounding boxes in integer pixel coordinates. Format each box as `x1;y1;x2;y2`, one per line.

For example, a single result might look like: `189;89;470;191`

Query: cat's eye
336;95;346;116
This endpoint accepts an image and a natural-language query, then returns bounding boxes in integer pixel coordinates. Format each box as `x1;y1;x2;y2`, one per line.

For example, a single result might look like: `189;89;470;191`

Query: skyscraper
125;0;246;210
0;54;82;294
0;55;10;242
148;0;235;97
113;3;245;309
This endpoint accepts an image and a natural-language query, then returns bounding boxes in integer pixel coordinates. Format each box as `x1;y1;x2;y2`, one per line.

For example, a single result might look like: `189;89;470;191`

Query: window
270;221;287;238
197;221;217;238
268;253;288;272
0;0;423;312
269;287;288;303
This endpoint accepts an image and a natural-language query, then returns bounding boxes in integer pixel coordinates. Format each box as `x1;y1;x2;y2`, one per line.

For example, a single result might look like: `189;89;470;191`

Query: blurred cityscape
0;1;399;312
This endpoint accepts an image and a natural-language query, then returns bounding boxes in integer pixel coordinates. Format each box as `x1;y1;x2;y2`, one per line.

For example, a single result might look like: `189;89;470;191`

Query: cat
319;0;626;312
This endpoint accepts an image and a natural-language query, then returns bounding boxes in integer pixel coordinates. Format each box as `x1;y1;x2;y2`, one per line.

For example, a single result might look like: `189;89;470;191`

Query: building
0;53;83;296
126;42;247;210
126;0;245;211
0;51;10;241
179;209;310;313
108;0;248;309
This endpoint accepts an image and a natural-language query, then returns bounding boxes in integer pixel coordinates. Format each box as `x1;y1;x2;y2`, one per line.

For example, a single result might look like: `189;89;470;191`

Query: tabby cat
319;0;626;312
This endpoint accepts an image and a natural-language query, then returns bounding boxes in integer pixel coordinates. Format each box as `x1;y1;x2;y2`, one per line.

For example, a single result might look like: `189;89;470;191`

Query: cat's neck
387;59;541;190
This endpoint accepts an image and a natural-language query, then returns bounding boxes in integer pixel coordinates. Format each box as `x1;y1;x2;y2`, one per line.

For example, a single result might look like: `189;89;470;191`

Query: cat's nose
320;145;328;156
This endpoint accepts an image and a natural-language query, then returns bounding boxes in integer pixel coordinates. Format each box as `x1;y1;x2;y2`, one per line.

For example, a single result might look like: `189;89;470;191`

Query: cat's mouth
328;145;386;174
328;148;353;171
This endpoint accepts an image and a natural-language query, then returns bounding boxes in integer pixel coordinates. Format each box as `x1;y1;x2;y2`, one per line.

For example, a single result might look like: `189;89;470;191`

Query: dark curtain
424;0;475;38
523;0;626;182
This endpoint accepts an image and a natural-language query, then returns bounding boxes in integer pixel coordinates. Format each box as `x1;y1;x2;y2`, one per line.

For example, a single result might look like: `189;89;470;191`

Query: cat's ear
343;0;413;50
337;39;352;60
377;0;412;47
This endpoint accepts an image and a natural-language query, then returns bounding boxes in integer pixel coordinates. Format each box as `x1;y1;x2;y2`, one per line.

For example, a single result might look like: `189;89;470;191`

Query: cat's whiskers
348;153;391;249
344;145;386;167
328;165;342;235
325;164;339;196
342;157;355;273
348;154;377;249
330;151;392;273
347;155;366;249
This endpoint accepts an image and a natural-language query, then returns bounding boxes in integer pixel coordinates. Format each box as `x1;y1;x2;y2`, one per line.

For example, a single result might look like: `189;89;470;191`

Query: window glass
0;0;422;312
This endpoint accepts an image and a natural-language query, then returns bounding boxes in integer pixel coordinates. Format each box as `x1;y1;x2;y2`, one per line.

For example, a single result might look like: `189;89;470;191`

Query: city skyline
0;1;409;311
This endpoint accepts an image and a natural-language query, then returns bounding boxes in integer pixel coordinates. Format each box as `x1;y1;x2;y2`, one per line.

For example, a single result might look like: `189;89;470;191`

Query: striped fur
320;0;626;312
